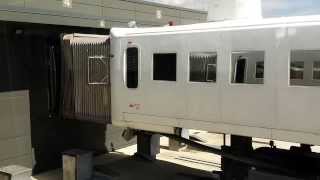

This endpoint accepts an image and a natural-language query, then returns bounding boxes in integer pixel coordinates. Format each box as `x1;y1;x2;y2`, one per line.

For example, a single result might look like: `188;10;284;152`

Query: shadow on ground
94;152;218;180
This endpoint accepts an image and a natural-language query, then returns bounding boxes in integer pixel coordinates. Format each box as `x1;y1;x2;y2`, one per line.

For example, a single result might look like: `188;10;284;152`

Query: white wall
0;0;207;28
0;91;32;168
208;0;262;21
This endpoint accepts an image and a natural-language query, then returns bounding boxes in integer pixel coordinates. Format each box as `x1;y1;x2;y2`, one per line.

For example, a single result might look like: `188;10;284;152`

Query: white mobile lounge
110;15;320;147
58;15;320;180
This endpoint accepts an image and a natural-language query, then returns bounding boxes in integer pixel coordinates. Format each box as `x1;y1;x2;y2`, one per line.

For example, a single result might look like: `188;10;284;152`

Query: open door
61;34;111;124
234;57;247;83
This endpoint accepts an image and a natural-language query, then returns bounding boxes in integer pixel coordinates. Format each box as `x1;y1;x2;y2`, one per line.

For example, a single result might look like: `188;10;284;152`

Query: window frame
152;52;178;82
233;56;248;83
87;55;108;85
289;49;320;87
206;64;217;82
254;61;265;80
290;61;304;80
125;45;140;89
188;51;218;84
312;61;320;81
231;50;266;85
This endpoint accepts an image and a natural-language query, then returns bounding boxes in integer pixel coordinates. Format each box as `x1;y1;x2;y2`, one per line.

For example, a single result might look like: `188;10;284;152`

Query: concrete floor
32;134;221;180
93;153;218;180
31;131;320;180
32;169;62;180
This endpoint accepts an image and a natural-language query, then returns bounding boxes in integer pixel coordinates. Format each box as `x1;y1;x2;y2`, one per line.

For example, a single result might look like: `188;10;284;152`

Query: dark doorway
234;57;247;83
0;21;109;174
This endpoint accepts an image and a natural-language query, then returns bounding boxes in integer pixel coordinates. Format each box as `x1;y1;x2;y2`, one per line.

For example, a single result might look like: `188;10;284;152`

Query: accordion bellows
61;34;111;124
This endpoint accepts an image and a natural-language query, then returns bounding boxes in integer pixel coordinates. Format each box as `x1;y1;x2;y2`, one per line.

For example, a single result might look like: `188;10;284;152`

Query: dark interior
153;53;177;81
0;21;109;174
235;57;247;83
126;47;139;88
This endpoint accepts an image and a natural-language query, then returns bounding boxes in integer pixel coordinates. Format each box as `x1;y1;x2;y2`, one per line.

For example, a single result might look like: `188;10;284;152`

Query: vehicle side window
153;53;177;81
231;51;265;84
290;50;320;86
290;61;304;80
255;61;264;79
313;61;320;80
126;47;139;88
189;52;217;82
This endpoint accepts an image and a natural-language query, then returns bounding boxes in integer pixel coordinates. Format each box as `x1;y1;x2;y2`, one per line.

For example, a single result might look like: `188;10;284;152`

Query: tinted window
231;51;265;84
153;53;176;81
290;61;304;80
190;52;217;82
313;61;320;80
126;47;138;88
290;50;320;86
255;61;264;79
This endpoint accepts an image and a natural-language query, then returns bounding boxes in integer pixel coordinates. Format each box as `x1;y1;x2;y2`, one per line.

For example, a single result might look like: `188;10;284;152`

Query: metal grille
62;34;110;124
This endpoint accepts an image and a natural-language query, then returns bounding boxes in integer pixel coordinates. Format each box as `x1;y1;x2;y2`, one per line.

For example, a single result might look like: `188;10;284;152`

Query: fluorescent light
128;21;137;28
100;20;106;28
63;0;72;8
156;10;162;19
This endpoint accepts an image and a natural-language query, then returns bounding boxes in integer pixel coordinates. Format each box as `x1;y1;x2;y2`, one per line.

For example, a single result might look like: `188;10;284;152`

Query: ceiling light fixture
62;0;72;8
156;10;162;19
100;20;106;28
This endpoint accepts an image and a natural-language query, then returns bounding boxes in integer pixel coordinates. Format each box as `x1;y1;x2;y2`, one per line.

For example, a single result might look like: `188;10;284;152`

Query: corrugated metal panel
62;34;111;124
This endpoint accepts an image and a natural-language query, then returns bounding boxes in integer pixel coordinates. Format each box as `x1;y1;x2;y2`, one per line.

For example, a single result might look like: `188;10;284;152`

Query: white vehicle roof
111;15;320;37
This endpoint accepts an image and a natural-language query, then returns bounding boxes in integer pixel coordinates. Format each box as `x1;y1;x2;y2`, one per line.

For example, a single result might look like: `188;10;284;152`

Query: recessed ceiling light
63;0;72;8
100;20;106;28
156;10;162;19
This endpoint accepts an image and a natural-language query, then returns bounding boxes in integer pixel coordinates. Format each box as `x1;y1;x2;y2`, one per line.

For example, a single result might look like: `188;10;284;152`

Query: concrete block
136;133;160;160
0;91;32;168
0;165;32;180
63;150;93;180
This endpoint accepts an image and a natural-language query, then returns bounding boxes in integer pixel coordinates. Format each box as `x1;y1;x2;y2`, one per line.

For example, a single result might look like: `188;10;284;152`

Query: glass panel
290;61;304;80
231;51;265;84
313;61;320;80
153;53;177;81
290;50;320;86
126;47;139;88
255;61;264;79
190;52;217;82
206;64;216;82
